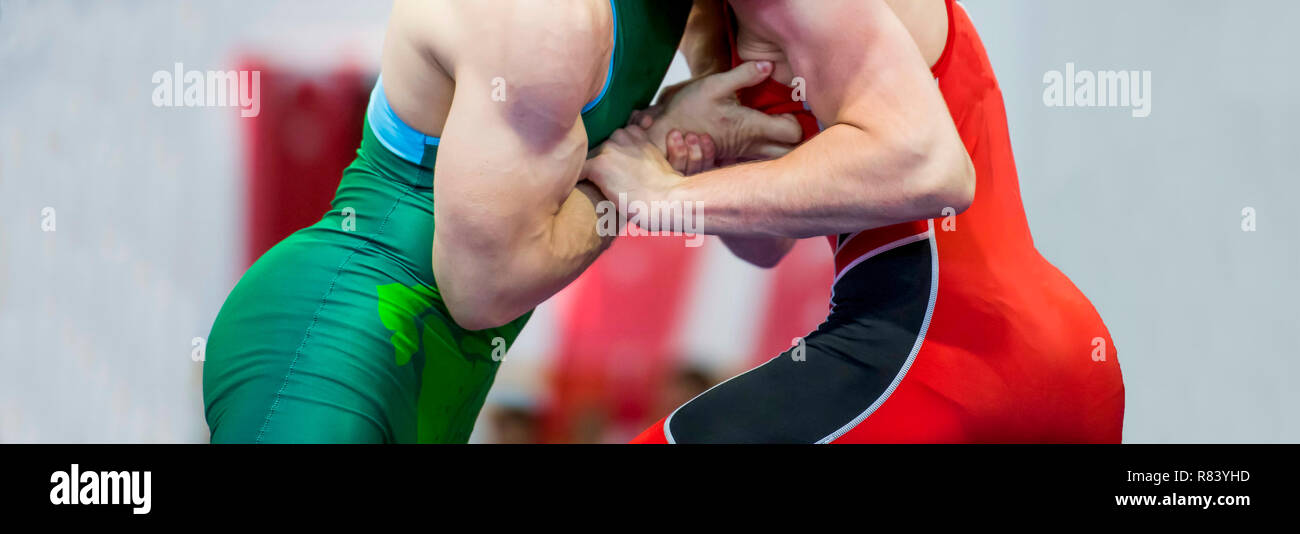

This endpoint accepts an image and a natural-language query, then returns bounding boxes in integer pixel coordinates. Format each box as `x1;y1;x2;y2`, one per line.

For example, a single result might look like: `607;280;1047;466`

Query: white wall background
0;0;1295;443
964;0;1299;442
0;0;389;442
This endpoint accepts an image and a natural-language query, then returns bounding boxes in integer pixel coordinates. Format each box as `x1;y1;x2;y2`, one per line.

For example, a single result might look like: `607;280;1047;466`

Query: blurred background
0;0;1296;443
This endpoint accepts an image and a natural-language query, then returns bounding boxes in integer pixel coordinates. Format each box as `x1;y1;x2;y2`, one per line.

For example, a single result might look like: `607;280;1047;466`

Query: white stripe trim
834;231;862;253
832;231;931;285
815;219;939;444
828;230;932;311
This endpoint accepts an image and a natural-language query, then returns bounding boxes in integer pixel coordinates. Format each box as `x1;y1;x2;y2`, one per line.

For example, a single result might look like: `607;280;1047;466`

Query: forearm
523;181;615;302
668;124;970;239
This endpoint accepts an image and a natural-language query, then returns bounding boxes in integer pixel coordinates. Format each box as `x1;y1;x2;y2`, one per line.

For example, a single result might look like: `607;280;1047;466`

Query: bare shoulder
885;0;949;66
397;0;611;90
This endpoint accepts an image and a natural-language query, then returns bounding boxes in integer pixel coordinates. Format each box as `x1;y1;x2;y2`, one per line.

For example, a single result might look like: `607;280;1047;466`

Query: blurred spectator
489;406;540;445
485;391;541;444
658;365;716;418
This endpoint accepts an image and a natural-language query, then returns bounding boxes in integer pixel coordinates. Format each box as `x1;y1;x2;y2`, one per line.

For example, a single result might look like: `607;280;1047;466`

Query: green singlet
203;0;690;443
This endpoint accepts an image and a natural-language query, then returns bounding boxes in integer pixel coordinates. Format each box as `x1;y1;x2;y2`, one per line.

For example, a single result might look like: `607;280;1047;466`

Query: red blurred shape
240;59;372;265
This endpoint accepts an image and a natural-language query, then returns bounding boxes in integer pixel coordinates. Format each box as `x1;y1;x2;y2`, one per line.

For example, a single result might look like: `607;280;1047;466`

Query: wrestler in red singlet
634;0;1125;444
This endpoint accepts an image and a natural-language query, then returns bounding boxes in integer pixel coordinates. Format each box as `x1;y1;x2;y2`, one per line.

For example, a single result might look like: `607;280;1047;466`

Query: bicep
432;56;593;254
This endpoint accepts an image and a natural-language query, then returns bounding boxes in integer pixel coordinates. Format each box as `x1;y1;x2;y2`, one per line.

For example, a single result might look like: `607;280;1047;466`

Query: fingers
609;128;631;145
668;131;716;176
760;113;805;145
628;109;655;129
699;134;717;173
629;104;664;128
684;133;705;175
681;133;719;175
667;130;689;172
611;125;650;145
706;60;775;96
663;130;719;176
749;142;797;160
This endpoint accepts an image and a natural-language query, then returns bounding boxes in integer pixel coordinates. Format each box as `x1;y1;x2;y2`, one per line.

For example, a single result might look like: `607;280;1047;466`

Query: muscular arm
432;6;613;330
665;0;974;239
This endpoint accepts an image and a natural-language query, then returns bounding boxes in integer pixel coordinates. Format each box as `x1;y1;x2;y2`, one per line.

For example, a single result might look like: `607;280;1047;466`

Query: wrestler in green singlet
203;0;690;443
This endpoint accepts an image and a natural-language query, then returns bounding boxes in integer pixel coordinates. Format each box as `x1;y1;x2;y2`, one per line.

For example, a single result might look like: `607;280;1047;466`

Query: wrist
659;171;688;206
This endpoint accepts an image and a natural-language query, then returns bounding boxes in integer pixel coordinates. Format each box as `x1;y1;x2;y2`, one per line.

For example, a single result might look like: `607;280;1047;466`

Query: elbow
434;239;523;332
451;310;515;333
722;236;795;269
746;239;796;269
443;287;519;332
908;138;975;219
747;255;784;270
940;153;976;215
736;249;784;269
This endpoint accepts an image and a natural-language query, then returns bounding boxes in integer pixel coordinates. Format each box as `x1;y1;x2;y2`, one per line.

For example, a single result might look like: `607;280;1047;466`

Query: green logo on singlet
376;283;502;366
377;284;438;366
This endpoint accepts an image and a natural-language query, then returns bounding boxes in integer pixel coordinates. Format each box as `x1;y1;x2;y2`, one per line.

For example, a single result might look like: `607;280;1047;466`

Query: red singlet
634;0;1124;444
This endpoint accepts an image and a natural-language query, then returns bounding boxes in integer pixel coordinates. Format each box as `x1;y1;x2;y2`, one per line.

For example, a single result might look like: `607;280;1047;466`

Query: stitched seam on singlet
255;189;411;444
832;232;931;285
